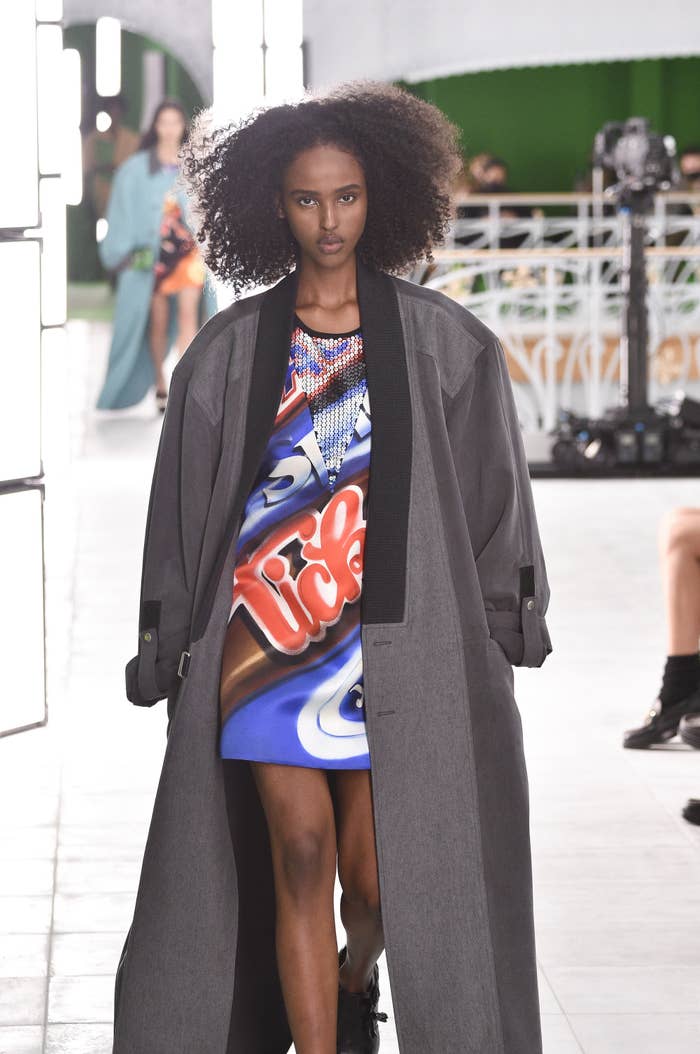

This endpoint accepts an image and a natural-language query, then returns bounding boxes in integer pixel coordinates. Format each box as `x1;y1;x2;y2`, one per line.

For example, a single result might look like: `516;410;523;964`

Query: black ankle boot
679;713;700;749
337;946;388;1054
682;798;700;825
622;688;700;749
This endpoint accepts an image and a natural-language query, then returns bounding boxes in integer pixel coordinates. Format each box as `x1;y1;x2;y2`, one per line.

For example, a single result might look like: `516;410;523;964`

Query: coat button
526;599;535;611
143;631;152;642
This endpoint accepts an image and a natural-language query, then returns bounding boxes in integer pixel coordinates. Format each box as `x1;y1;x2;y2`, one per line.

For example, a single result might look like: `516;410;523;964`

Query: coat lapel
355;258;412;624
191;257;412;642
189;270;298;643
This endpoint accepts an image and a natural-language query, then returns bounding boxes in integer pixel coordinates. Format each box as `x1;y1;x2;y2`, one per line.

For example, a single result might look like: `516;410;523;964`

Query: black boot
679;713;700;749
622;688;700;749
682;798;700;825
337;946;388;1054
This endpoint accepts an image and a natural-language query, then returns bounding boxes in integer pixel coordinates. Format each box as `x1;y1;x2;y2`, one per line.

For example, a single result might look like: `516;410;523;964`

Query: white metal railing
447;192;700;251
412;246;700;434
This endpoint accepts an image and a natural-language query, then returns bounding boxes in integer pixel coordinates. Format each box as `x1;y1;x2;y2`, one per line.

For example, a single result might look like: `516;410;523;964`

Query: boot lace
363;979;388;1039
366;1006;388;1038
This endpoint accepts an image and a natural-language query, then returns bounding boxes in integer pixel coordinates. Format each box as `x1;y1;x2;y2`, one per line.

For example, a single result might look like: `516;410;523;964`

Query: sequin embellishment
291;318;367;490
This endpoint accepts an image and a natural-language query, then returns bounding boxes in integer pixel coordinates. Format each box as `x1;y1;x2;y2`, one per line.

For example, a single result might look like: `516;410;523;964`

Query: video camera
593;117;678;206
548;118;689;473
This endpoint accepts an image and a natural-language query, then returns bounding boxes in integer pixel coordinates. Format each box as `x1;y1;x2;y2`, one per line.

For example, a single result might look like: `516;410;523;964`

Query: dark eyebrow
289;183;363;195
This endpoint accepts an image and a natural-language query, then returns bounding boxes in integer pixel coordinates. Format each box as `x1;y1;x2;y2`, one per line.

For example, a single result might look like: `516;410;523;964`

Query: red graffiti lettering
232;484;365;653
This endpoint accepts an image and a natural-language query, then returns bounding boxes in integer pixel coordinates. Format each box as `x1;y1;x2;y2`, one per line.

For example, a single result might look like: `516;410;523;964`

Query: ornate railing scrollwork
412;232;700;434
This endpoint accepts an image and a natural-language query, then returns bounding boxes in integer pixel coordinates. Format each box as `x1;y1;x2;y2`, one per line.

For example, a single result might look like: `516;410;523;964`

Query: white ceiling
303;0;700;87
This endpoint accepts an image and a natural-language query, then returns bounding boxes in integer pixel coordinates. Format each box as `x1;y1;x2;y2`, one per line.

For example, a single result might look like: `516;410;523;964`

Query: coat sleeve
98;159;136;272
445;336;552;667
125;369;220;706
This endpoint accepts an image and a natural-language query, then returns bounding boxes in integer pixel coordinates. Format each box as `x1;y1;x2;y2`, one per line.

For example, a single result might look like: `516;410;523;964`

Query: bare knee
660;507;700;557
275;826;334;904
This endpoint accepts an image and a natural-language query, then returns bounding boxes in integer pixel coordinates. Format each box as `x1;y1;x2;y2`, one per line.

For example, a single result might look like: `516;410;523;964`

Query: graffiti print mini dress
218;314;371;769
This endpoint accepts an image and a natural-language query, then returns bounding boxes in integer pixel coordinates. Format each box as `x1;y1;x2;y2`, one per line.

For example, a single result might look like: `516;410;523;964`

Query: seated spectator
453;154;531;246
679;144;700;193
663;145;700;240
459;155;520;213
465;152;493;191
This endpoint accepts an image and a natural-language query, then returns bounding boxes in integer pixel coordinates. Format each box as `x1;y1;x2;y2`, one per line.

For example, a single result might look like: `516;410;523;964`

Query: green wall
65;24;204;282
405;56;700;191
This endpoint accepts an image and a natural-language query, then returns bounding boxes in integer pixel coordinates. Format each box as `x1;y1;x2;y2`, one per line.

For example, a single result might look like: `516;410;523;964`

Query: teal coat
96;147;217;410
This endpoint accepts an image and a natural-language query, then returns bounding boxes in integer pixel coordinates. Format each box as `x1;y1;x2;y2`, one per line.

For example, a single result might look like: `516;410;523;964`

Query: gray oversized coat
114;256;552;1054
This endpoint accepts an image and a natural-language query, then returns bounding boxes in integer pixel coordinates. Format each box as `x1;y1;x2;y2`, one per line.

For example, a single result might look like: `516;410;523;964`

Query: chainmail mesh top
290;316;367;491
218;314;372;768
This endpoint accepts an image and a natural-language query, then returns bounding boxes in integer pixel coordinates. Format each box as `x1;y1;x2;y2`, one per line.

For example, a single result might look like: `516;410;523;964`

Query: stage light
264;0;302;47
62;48;81;128
213;46;264;124
641;426;665;463
61;48;82;206
96;17;121;97
212;0;264;123
212;0;262;50
614;428;638;463
36;23;63;175
62;127;83;207
264;0;303;104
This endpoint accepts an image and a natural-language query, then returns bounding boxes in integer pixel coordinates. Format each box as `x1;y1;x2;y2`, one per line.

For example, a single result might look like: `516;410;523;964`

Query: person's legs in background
176;284;202;361
149;283;202;412
624;505;700;754
149;289;169;402
660;507;700;658
623;506;700;748
623;507;700;823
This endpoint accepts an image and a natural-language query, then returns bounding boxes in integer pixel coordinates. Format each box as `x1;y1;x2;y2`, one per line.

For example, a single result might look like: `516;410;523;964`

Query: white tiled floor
1;319;700;1053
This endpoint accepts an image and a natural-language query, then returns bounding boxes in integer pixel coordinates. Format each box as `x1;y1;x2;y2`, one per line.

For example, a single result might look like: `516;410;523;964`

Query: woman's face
155;107;186;148
278;143;367;268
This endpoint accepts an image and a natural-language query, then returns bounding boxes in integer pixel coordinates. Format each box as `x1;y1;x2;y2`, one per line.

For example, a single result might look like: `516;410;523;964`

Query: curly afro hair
180;81;463;295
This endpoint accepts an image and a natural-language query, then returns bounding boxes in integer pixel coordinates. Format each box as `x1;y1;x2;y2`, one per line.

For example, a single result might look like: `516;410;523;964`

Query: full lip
318;235;343;247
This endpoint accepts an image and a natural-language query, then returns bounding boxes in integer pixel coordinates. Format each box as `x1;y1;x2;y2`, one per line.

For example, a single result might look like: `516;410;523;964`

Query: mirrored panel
36;23;63;176
0;7;39;227
0;487;46;736
40;177;67;327
0;241;42;481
